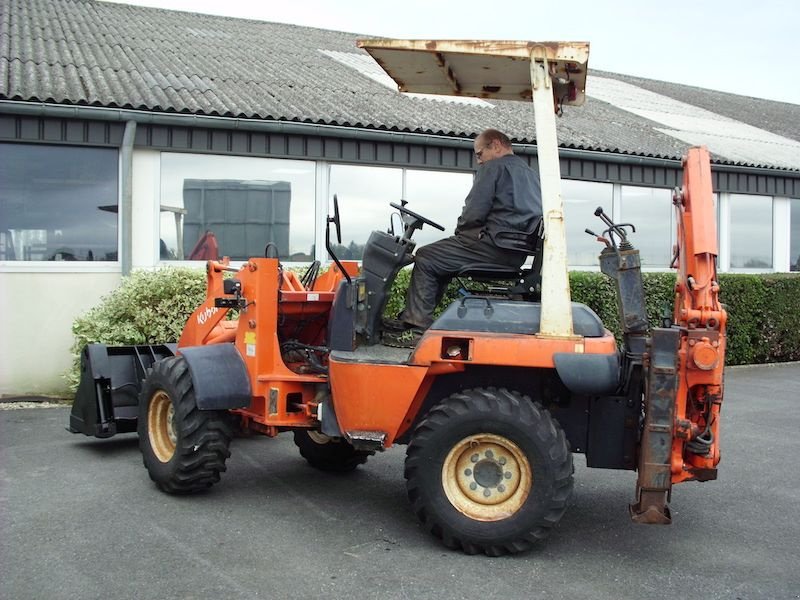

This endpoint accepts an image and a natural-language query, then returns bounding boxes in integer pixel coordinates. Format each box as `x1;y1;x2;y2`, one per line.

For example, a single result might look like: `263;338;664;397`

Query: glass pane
620;186;673;267
729;194;772;269
405;170;473;246
160;154;315;261
0;143;118;261
791;199;800;272
562;180;613;267
329;165;402;260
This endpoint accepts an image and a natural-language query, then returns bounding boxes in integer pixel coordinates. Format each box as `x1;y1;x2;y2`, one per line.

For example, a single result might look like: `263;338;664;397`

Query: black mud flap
68;343;177;438
179;344;251;410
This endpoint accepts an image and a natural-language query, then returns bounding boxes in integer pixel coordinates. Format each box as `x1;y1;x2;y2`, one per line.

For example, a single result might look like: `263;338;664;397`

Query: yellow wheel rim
148;390;177;463
442;433;532;522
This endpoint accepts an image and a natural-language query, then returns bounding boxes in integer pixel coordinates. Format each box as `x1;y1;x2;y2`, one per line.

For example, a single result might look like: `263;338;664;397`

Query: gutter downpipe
120;120;136;276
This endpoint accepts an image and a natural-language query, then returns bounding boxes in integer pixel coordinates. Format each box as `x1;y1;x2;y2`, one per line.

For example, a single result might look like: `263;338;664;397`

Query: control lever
592;206;636;249
585;227;611;248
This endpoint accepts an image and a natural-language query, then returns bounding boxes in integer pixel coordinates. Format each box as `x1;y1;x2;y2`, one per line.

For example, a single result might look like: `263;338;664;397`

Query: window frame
0;142;122;273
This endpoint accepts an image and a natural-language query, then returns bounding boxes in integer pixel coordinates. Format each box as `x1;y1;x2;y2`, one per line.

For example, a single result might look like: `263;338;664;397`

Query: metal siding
0;115;16;138
43;119;62;141
3;115;797;195
306;136;323;158
287;135;304;156
20;117;40;140
393;144;409;164
341;139;357;161
87;121;108;144
211;130;229;152
66;120;87;142
231;131;249;154
269;133;287;155
151;125;169;147
250;132;268;154
376;142;393;162
323;137;339;158
408;145;425;166
441;147;456;168
171;127;190;149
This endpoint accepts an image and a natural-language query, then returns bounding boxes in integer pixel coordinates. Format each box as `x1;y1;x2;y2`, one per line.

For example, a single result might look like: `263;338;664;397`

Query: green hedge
66;268;208;390
67;266;800;389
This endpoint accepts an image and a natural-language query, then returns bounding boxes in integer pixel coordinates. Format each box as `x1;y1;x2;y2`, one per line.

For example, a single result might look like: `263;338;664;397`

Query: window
159;154;316;261
791;199;800;272
0;143;119;261
404;169;473;246
328;165;472;259
562;180;614;266
328;165;402;259
620;185;674;267
729;194;773;269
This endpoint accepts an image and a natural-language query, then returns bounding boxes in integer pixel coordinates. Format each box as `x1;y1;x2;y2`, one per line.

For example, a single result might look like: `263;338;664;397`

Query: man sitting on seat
386;128;542;345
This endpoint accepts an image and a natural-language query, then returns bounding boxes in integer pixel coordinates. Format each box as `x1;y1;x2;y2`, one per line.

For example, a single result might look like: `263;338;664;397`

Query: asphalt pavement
1;363;799;600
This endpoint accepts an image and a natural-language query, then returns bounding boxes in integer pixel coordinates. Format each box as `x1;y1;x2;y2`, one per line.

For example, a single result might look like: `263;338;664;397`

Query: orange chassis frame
177;259;617;448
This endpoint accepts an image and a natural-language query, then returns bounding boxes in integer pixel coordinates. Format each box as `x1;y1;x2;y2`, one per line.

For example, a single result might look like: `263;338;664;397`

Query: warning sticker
244;332;256;357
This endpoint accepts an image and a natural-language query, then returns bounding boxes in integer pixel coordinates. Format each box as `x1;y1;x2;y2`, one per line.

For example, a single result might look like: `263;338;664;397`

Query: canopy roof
356;39;589;106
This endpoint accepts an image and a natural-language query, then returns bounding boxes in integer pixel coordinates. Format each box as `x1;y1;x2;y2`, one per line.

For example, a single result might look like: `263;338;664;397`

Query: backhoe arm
631;146;727;523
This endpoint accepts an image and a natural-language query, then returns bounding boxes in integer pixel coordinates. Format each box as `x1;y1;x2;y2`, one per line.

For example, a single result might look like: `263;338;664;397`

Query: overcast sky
103;0;800;105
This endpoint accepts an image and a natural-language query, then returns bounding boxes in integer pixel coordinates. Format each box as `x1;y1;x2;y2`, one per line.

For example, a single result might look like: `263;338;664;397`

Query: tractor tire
138;356;234;494
404;387;573;556
293;430;372;472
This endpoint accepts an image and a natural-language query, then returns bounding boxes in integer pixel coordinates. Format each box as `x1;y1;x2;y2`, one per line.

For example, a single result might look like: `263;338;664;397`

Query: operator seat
455;217;544;301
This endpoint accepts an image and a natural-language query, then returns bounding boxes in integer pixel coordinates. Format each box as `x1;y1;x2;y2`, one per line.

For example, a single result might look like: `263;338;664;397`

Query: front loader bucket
68;343;176;438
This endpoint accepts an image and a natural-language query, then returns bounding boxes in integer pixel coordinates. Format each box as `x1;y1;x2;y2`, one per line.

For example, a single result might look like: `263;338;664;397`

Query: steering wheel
389;202;445;232
329;194;342;244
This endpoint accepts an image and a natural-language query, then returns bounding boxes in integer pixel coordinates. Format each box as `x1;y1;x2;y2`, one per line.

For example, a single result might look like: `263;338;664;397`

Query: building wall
0;271;121;394
1;111;799;395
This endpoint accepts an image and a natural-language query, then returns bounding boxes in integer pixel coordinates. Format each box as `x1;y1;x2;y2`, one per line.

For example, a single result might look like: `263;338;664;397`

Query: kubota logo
196;306;219;326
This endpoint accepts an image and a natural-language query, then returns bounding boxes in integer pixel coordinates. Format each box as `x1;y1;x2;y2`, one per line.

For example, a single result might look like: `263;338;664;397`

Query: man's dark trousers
399;234;525;329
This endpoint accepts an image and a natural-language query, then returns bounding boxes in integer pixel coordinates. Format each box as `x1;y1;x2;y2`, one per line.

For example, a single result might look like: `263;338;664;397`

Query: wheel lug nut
470;454;479;463
469;482;478;491
485;449;494;459
498;457;506;465
498;484;505;493
504;471;512;479
464;468;472;476
483;489;491;498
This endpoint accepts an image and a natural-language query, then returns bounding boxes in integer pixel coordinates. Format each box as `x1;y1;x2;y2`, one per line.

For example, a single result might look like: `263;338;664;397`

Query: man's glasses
474;141;493;158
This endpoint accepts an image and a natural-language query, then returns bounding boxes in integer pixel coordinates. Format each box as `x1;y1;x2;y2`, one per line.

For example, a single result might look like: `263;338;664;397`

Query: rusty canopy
355;39;589;104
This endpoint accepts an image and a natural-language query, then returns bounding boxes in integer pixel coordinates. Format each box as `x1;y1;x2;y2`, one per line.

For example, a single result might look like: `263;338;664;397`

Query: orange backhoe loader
68;40;726;555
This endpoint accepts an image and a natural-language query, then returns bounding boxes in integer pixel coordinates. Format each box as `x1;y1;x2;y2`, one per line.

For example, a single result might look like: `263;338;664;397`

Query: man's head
473;129;513;165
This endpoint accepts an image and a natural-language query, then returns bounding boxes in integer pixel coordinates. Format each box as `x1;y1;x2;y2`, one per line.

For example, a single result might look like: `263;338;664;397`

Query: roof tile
0;0;797;171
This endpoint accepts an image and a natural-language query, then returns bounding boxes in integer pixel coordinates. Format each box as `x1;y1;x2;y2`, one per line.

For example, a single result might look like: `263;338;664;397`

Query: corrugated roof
1;0;798;171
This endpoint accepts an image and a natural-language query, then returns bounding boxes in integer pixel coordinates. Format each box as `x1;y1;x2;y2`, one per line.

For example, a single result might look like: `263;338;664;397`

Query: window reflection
0;143;118;261
405;170;473;246
621;186;673;267
328;166;476;259
329;165;402;260
791;198;800;272
160;154;315;261
562;180;613;266
729;194;772;269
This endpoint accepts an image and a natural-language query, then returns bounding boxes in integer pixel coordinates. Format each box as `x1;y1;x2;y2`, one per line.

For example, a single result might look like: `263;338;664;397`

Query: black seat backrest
488;216;544;255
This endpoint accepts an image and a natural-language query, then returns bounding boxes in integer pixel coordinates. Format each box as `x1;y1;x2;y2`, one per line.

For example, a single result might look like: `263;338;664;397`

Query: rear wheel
138;356;233;494
405;387;573;555
293;430;372;472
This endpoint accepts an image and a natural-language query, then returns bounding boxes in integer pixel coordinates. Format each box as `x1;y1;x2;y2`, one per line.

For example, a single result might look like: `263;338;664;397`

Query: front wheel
404;387;573;555
138;356;234;494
